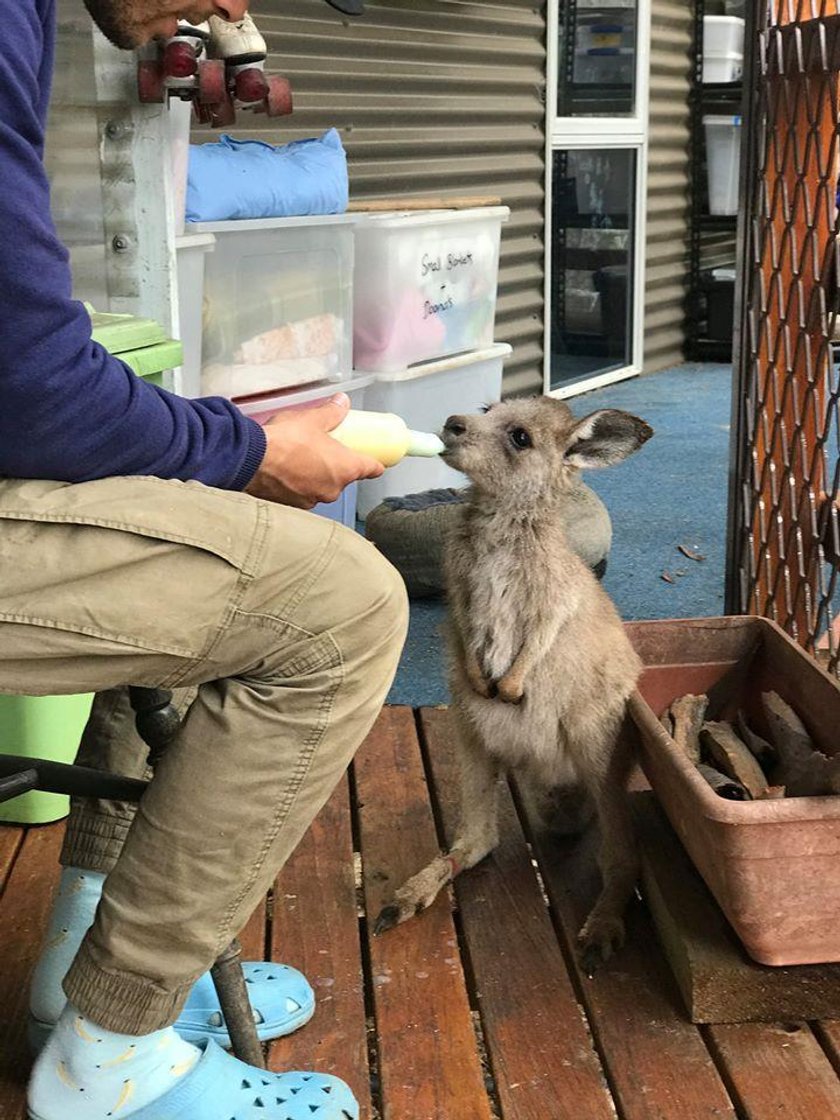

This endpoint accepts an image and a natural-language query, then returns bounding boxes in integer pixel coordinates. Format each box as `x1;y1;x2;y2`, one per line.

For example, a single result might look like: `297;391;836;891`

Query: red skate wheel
265;75;293;117
198;59;227;105
137;59;166;104
209;95;237;129
234;67;268;105
163;41;198;79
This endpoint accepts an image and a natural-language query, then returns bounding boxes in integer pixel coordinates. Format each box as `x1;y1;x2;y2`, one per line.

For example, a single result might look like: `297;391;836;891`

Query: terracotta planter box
625;616;840;967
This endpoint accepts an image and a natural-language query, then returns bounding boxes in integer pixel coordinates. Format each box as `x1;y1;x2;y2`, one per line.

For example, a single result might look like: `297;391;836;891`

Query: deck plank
0;826;24;892
355;707;493;1120
268;778;372;1117
421;707;617;1120
525;813;736;1120
706;1022;840;1119
0;824;63;1120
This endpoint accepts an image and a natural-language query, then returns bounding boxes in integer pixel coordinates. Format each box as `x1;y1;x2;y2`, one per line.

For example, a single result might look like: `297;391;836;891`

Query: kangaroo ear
564;409;653;469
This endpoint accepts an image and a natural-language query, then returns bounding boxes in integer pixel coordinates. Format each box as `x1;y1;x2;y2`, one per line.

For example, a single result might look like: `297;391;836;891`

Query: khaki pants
0;476;408;1035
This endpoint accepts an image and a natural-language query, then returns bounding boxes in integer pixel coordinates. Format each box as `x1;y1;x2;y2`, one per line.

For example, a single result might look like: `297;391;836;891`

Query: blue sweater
0;0;266;489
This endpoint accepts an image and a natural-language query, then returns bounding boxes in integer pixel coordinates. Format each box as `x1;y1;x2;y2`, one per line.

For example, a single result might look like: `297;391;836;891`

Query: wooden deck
2;706;840;1119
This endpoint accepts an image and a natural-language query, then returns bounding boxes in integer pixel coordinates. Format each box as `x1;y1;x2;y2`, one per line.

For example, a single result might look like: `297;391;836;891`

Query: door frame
543;0;652;398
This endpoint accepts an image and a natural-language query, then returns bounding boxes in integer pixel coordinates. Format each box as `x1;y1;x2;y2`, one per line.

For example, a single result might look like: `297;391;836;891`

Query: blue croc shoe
176;963;316;1047
26;1038;359;1120
28;962;315;1054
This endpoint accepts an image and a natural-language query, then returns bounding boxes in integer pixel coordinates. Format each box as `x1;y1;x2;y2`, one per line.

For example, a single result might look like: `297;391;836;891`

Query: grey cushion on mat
364;481;612;599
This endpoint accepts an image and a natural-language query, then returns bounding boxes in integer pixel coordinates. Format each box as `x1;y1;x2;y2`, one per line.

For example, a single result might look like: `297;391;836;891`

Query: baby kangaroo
375;397;653;965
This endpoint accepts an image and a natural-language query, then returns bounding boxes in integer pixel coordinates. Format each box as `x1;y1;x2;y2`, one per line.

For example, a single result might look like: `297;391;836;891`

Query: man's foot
29;868;315;1052
28;1004;357;1120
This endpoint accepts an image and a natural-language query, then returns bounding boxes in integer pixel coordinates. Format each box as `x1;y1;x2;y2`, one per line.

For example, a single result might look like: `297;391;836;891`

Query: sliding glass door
545;0;650;396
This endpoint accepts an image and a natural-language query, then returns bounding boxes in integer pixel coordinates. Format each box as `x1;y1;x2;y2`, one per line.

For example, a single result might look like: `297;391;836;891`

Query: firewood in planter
736;710;776;767
699;721;770;799
696;763;752;801
667;694;707;764
761;691;840;797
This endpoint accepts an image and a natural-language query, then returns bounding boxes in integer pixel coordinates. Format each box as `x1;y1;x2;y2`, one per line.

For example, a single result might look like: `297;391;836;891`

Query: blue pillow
186;128;348;222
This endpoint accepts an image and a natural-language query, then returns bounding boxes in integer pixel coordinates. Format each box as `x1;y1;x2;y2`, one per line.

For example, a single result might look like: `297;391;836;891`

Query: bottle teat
406;430;445;457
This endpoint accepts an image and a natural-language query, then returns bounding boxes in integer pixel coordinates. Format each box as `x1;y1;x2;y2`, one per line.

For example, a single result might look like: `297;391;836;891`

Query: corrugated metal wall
643;0;692;371
202;0;547;395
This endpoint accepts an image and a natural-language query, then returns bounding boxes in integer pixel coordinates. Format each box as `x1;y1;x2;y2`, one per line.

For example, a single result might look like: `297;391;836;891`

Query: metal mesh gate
728;0;840;674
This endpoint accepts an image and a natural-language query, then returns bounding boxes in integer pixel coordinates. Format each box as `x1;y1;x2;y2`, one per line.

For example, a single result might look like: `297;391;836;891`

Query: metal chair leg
128;688;265;1066
210;938;265;1068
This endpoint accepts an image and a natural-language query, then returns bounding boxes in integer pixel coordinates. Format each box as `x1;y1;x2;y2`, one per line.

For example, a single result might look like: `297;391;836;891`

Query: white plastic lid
352;206;510;229
175;232;216;252
187;213;358;234
703;115;742;126
355;342;513;384
236;374;374;416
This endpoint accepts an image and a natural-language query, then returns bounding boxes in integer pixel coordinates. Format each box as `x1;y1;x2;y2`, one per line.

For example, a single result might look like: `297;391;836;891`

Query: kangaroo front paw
577;911;626;974
495;674;525;705
466;661;496;699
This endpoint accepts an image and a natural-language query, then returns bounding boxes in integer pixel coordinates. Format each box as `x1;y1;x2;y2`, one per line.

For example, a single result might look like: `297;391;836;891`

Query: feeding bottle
329;409;445;468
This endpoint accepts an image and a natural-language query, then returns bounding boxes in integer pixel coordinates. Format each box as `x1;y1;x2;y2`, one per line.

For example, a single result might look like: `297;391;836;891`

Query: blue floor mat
386;362;732;708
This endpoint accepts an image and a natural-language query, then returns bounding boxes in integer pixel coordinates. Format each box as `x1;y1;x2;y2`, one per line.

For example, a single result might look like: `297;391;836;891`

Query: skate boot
207;12;292;116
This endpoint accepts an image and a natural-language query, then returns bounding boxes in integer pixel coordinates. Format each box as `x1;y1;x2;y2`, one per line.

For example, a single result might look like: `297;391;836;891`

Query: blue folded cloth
186;128;348;222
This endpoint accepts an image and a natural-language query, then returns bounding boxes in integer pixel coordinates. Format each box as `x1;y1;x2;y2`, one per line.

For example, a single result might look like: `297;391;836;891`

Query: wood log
700;721;770;799
347;195;502;212
668;694;707;764
761;691;840;797
736;710;776;766
696;763;751;801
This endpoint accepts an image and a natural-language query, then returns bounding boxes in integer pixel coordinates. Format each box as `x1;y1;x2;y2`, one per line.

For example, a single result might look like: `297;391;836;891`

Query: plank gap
508;776;624;1113
449;906;504;1120
699;1025;751;1120
350;760;384;1120
415;708;504;1120
813;1021;840;1078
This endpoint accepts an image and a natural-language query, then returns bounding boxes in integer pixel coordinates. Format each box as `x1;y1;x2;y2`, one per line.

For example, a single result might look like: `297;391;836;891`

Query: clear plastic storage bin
354;343;511;519
185;215;355;401
352;207;509;373
176;231;216;398
237;376;371;528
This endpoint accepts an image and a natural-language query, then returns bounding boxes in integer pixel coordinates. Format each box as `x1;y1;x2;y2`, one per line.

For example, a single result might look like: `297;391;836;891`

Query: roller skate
136;14;292;128
205;12;293;117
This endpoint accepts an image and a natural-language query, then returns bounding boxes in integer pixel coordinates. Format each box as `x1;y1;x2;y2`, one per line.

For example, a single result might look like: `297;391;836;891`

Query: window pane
550;149;636;390
558;2;637;118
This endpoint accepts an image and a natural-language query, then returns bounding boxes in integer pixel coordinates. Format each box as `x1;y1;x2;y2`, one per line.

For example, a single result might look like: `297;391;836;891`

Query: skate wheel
209;95;237;129
265;75;293;117
234;67;268;105
137;59;166;104
163;41;198;79
198;59;227;105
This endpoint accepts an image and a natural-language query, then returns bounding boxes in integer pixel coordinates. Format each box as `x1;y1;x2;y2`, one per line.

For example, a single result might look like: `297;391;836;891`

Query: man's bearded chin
82;0;142;49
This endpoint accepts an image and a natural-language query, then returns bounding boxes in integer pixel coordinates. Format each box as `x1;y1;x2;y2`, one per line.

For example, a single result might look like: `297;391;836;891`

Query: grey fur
374;396;653;965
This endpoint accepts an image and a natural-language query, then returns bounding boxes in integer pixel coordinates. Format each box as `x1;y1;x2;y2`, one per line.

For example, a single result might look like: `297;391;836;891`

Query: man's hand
244;393;384;507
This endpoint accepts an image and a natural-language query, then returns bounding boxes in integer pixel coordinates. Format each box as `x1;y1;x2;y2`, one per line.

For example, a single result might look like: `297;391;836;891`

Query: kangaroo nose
444;416;467;437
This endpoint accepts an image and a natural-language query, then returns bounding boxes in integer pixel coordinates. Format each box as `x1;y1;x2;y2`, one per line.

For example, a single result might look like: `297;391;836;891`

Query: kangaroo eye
509;427;532;450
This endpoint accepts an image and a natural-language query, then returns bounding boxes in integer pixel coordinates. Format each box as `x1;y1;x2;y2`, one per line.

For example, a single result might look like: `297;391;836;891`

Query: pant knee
335;531;409;656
